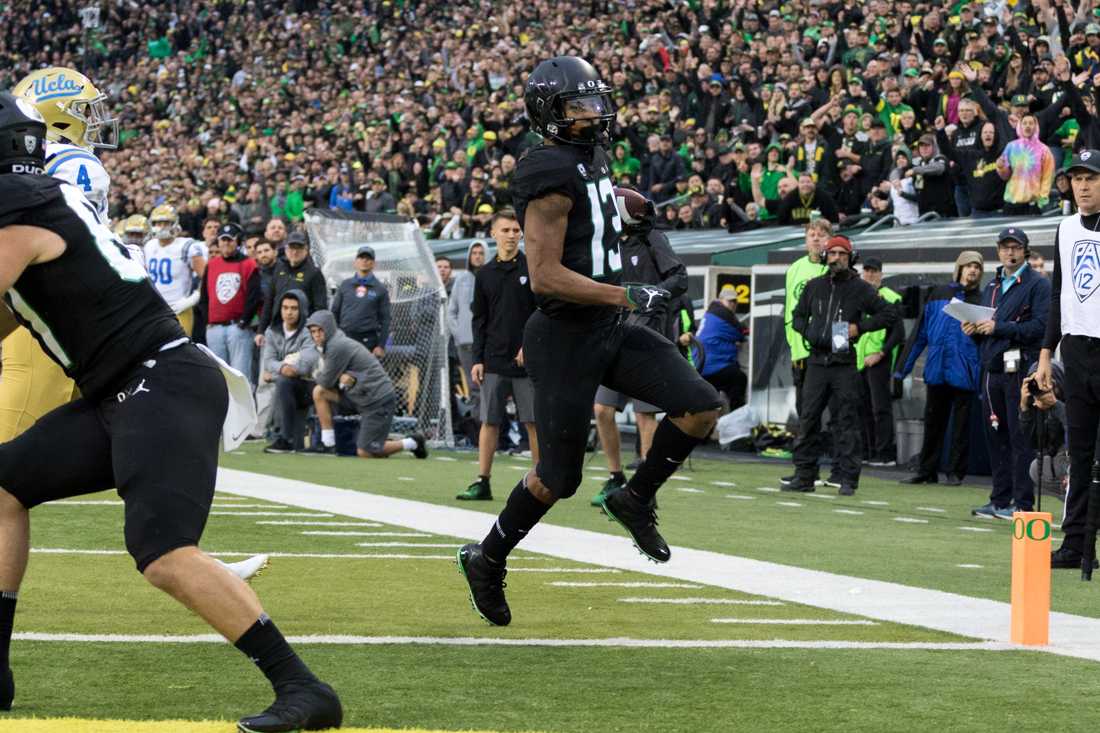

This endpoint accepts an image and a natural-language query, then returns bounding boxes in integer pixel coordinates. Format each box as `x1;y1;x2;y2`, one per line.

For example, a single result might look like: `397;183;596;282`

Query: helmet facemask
544;90;615;146
68;93;119;149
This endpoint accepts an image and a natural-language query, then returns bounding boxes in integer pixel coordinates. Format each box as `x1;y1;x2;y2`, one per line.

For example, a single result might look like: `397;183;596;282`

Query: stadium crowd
4;0;1100;238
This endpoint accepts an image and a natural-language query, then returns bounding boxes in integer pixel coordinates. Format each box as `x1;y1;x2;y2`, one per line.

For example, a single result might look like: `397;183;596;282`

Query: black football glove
624;283;671;314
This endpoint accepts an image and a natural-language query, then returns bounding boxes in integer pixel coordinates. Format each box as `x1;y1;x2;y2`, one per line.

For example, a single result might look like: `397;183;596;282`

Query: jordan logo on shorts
116;379;151;403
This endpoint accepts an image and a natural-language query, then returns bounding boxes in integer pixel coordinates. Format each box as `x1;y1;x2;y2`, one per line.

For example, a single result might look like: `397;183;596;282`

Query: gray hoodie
446;240;485;346
261;289;318;377
305;309;395;408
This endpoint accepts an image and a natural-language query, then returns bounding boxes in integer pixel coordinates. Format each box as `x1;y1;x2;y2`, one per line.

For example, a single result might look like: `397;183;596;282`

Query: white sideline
216;468;1100;663
619;597;783;606
9;631;1017;652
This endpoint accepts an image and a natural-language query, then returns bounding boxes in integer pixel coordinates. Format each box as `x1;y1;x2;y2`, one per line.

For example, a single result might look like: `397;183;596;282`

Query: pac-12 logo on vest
1072;240;1100;303
215;272;242;304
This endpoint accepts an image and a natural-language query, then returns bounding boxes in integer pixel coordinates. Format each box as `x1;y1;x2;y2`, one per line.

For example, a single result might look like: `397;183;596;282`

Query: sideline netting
305;209;453;446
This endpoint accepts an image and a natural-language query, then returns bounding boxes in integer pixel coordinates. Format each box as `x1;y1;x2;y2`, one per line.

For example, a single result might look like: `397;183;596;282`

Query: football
614;186;652;226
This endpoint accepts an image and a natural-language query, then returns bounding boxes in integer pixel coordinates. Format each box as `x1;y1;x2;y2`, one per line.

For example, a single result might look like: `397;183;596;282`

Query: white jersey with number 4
44;141;111;222
144;237;205;309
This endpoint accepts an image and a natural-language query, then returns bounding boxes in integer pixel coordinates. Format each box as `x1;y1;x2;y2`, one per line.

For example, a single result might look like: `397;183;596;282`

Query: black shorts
523;310;721;499
0;344;228;572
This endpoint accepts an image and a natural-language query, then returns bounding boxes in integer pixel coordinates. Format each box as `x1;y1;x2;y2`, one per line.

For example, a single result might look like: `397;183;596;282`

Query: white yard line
958;527;994;533
548;582;703;589
711;619;877;626
209;511;334;517
619;597;783;606
894;517;929;524
300;531;433;537
354;542;462;548
255;521;383;527
216;468;1100;662
834;510;864;516
9;631;1016;652
29;548;541;562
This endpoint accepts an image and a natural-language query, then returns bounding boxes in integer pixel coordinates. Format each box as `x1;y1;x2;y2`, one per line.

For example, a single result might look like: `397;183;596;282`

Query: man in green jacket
855;258;905;466
785;218;831;415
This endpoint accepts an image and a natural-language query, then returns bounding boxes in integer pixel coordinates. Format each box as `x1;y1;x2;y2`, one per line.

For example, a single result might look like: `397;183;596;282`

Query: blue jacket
694;300;745;377
976;264;1050;373
896;283;981;391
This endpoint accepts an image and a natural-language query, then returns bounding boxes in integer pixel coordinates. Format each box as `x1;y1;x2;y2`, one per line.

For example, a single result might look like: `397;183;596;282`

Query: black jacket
793;267;898;366
619;228;688;339
472;252;537;378
261;255;329;331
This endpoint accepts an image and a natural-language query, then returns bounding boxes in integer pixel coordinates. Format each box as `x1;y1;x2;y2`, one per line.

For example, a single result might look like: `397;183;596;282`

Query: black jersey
0;175;186;399
511;142;623;321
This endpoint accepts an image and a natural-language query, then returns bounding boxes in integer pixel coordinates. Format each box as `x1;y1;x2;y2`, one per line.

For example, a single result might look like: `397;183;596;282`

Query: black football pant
705;363;747;410
983;371;1033;511
918;383;973;479
523;311;721;499
860;359;895;462
1058;336;1100;552
793;362;862;486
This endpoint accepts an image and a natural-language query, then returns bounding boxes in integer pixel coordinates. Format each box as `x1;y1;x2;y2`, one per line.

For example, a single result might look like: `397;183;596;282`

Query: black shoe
626;457;643;471
263;438;295;454
601;490;670;563
781;478;816;493
1;665;12;711
900;474;937;485
237;678;342;732
409;433;428;459
822;475;842;489
1051;546;1100;570
457;543;510;626
838;484;856;496
942;475;965;486
299;443;335;456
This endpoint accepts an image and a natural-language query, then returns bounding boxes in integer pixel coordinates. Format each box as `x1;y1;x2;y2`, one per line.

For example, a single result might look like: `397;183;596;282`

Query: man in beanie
895;251;985;485
785;235;898;495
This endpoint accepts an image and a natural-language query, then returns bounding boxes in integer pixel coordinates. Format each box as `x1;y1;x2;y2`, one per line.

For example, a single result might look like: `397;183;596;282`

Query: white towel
195;343;257;451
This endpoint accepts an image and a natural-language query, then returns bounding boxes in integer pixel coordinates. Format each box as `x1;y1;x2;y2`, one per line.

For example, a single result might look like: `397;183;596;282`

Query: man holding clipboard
963;227;1051;519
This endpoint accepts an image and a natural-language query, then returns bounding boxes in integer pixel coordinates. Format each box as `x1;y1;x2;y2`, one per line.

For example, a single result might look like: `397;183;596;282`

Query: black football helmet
0;91;47;176
525;56;615;147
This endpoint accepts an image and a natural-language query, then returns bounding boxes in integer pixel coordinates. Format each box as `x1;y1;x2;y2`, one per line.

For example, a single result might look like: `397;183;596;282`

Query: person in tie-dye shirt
996;116;1055;216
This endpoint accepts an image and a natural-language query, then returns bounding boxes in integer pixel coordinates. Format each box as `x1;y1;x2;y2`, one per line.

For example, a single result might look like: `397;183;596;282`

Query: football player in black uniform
0;94;341;732
457;57;722;626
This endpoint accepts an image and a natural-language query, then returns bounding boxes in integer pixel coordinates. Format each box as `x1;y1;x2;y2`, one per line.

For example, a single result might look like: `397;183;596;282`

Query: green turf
220;447;1100;618
8;642;1100;732
10;447;1100;731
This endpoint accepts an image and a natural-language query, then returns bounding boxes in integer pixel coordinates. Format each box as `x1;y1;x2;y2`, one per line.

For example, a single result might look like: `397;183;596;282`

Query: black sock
234;614;316;691
481;479;551;565
0;592;15;671
611;471;626;484
626;418;703;500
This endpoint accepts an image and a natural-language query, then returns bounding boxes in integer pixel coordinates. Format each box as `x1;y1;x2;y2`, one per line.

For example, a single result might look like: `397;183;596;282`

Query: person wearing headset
963;227;1051;520
785;235;898;496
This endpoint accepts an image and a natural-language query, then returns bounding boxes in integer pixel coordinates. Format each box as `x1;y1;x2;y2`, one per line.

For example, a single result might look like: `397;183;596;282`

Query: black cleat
299;443;335;456
410;433;429;459
1;665;12;711
263;438;295;454
1051;546;1100;570
838;484;856;496
780;478;816;493
900;474;937;485
457;543;511;626
601;490;670;563
237;678;342;732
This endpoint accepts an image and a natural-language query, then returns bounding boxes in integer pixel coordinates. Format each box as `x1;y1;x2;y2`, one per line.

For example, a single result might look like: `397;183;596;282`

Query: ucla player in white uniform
144;204;206;336
10;68;266;582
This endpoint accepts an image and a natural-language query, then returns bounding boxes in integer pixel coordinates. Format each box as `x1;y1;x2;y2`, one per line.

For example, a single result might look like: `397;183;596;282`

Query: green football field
4;445;1100;732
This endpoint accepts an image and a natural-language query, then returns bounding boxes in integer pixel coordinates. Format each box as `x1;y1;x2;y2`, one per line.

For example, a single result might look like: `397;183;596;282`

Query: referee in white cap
1037;148;1100;570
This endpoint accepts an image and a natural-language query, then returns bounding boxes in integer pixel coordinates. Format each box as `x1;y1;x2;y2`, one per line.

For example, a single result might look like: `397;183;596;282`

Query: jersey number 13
585;178;622;279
